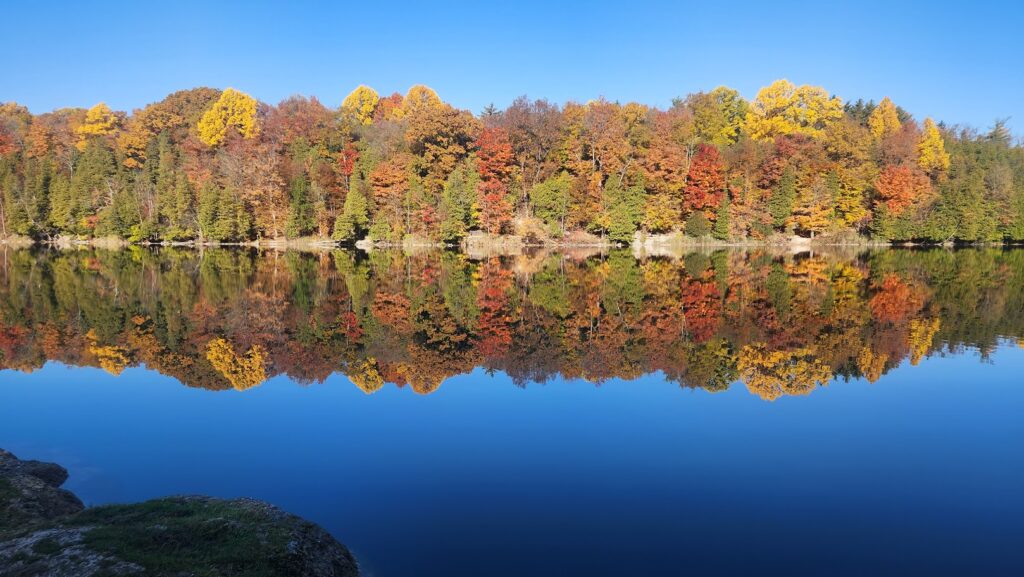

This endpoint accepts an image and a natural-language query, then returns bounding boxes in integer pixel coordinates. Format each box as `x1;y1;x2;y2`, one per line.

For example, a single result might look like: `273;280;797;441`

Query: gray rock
0;449;359;576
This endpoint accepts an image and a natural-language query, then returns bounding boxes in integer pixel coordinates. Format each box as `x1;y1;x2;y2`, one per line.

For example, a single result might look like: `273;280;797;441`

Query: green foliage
438;159;478;242
602;180;645;243
530;172;572;236
685;211;711;237
71;498;294;577
769;167;796;230
712;194;730;240
285;174;314;238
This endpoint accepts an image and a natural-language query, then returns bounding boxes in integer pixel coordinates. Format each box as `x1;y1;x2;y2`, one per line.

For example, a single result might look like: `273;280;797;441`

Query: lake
1;246;1022;576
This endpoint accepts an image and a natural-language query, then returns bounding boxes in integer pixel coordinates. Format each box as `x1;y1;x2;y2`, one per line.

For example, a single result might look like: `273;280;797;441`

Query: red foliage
681;276;722;342
337;142;359;177
476;127;515;233
869;274;923;323
476;260;514;357
875;165;931;215
684;143;725;214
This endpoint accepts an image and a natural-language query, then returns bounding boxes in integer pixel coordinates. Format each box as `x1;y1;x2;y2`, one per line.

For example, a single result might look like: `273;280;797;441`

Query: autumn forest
1;81;1023;246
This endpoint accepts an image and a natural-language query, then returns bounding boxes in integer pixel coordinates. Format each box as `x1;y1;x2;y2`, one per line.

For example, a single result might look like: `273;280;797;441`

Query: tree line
1;247;1022;399
1;81;1022;245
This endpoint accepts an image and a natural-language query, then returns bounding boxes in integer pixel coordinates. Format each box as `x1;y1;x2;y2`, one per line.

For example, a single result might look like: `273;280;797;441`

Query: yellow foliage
917;118;950;175
205;337;267;391
738;343;833;401
348;357;384;394
197;88;259;147
744;79;843;141
85;329;130;376
75;103;120;150
341;85;380;125
868;97;901;140
908;317;941;365
400;84;442;118
857;346;888;383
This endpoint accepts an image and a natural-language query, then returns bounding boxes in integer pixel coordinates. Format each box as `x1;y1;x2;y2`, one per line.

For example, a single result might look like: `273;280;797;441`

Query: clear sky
2;0;1021;133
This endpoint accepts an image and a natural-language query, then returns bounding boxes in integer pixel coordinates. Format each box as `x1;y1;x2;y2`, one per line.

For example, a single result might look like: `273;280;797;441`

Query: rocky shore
0;449;358;577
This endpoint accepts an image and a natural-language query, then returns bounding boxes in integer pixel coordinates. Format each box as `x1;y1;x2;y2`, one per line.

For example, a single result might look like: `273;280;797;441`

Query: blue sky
2;1;1021;133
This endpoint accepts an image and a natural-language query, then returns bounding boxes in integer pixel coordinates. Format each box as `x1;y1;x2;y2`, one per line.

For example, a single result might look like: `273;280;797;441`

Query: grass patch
0;478;20;503
32;536;63;555
71;498;294;577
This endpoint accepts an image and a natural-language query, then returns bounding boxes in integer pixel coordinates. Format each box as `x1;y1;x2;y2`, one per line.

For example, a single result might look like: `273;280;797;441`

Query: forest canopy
1;80;1022;244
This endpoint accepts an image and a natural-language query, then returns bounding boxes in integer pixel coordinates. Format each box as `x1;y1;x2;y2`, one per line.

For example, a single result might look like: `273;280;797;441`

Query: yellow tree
738;344;833;401
341;85;380;125
917;118;950;176
400;84;442;118
75;103;120;150
908;317;941;365
790;178;834;238
347;358;385;393
205;337;267;391
744;79;843;141
868;97;901;140
197;88;259;146
857;346;888;383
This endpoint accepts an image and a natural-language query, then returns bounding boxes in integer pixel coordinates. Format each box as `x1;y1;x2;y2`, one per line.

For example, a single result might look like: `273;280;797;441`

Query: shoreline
0;233;1018;253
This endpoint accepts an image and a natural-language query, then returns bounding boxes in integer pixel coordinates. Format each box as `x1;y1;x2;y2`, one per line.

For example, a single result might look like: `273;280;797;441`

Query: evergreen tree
769;167;796;231
712;193;730;241
333;172;371;242
285;174;314;238
438;160;478;242
685;210;711;237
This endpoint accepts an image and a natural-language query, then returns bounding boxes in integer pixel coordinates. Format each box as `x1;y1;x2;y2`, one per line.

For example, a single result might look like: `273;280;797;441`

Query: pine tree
438;161;478;242
285;174;314;238
769;167;796;230
333;173;371;242
713;193;730;240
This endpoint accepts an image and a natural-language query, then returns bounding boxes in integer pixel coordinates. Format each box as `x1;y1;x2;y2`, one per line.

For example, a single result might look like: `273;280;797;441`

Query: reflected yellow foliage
205;337;267;391
348;357;384;394
857;346;888;383
908;317;941;366
738;344;833;401
86;329;130;376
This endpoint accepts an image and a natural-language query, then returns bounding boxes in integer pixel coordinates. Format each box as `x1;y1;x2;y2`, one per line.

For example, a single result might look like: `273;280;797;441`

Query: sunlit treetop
689;86;749;146
341;85;380;126
917;118;950;175
75;102;120;150
400;84;442;118
868;97;902;140
197;88;259;147
745;79;843;141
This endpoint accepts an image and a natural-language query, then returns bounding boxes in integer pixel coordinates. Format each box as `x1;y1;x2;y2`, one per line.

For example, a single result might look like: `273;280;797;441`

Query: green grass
0;478;19;503
32;536;63;556
71;499;294;577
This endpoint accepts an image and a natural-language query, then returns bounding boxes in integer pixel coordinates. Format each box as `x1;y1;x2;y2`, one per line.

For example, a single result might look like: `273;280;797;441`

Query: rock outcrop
0;449;358;577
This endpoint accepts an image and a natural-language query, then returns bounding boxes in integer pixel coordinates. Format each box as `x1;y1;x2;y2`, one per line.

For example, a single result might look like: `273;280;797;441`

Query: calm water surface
1;247;1022;576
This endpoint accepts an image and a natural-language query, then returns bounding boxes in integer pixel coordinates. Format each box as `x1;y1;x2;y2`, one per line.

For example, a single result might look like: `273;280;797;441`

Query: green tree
712;193;730;240
530;172;572;236
285;174;314;238
333;173;371;242
602;180;645;243
769;167;797;230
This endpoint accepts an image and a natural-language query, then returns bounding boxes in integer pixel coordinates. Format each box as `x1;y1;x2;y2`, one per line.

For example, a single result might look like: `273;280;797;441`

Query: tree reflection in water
1;246;1021;399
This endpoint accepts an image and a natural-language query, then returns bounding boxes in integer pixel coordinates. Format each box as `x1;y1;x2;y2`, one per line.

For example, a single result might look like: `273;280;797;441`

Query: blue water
2;345;1023;576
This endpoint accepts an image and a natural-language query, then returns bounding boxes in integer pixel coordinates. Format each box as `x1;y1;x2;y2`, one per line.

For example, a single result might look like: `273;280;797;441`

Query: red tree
476;127;515;233
875;164;931;215
684;143;725;215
